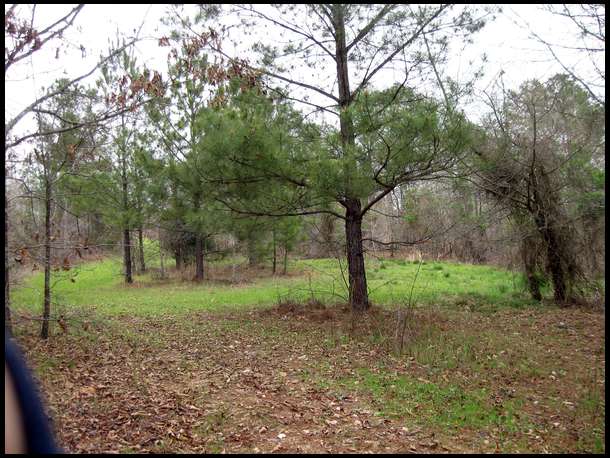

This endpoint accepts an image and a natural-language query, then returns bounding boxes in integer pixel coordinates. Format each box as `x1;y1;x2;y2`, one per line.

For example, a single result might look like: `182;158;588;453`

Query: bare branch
346;4;396;52
4;4;84;73
5;37;139;144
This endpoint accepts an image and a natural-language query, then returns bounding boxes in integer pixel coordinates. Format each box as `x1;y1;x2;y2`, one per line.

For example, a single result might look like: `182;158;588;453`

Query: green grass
336;367;525;432
12;256;540;317
318;258;541;310
13;258;307;316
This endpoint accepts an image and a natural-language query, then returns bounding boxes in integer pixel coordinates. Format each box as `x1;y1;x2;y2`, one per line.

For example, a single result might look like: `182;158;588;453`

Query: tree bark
521;234;542;302
159;229;165;279
194;193;204;282
531;169;575;304
345;201;369;311
333;6;370;311
194;234;204;281
123;228;133;284
320;213;335;256
131;236;138;274
121;135;133;284
91;212;104;245
231;242;238;283
282;242;288;275
138;226;146;273
41;175;52;339
539;222;568;303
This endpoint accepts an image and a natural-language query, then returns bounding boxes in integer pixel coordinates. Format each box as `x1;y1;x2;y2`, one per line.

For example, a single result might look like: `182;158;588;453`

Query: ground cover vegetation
11;259;606;453
5;3;605;454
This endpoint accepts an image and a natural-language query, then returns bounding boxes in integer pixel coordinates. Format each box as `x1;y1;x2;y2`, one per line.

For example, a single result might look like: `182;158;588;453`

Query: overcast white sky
4;4;605;145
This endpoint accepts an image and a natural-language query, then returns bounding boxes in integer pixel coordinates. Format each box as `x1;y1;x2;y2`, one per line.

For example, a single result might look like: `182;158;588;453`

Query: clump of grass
340;368;523;431
395;309;484;371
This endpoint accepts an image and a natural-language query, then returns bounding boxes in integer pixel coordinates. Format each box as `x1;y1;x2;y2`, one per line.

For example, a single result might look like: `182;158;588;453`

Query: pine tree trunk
320;213;335;256
345;201;369;311
283;243;288;276
195;234;204;282
123;228;133;284
41;176;52;339
193;192;204;282
159;229;165;279
334;6;369;312
131;236;138;275
138;226;146;273
532;180;569;303
121;142;132;284
91;212;103;247
586;222;600;276
231;242;237;283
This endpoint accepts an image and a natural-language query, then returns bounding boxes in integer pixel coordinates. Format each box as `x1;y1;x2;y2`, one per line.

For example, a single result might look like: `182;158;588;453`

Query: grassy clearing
12;256;539;317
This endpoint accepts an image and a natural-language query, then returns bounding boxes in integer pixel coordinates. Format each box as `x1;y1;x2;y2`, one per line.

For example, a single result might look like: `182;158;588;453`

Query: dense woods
4;4;605;454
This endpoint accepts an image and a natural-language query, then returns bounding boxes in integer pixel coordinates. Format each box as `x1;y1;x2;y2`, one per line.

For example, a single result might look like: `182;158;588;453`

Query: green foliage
200;82;477;246
273;216;304;252
141;237;166;265
473;73;605;297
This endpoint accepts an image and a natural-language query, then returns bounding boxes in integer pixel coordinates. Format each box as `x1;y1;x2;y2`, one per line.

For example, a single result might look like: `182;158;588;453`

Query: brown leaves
13;305;605;454
5;10;38;46
58;316;68;334
78;385;96;397
32;35;42;51
105;70;165;111
66;143;77;161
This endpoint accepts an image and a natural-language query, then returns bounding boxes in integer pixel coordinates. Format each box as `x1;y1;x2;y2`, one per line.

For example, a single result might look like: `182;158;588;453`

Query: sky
4;4;605;149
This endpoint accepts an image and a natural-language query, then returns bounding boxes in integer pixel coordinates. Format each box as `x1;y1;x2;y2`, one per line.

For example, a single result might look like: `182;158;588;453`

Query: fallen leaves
12;304;605;454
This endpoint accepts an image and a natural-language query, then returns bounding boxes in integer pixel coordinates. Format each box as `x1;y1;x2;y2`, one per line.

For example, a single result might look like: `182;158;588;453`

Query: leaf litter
13;303;605;453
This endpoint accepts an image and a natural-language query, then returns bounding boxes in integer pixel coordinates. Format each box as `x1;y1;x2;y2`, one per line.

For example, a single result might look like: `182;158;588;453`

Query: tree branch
346;4;396;52
5;37;139;143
